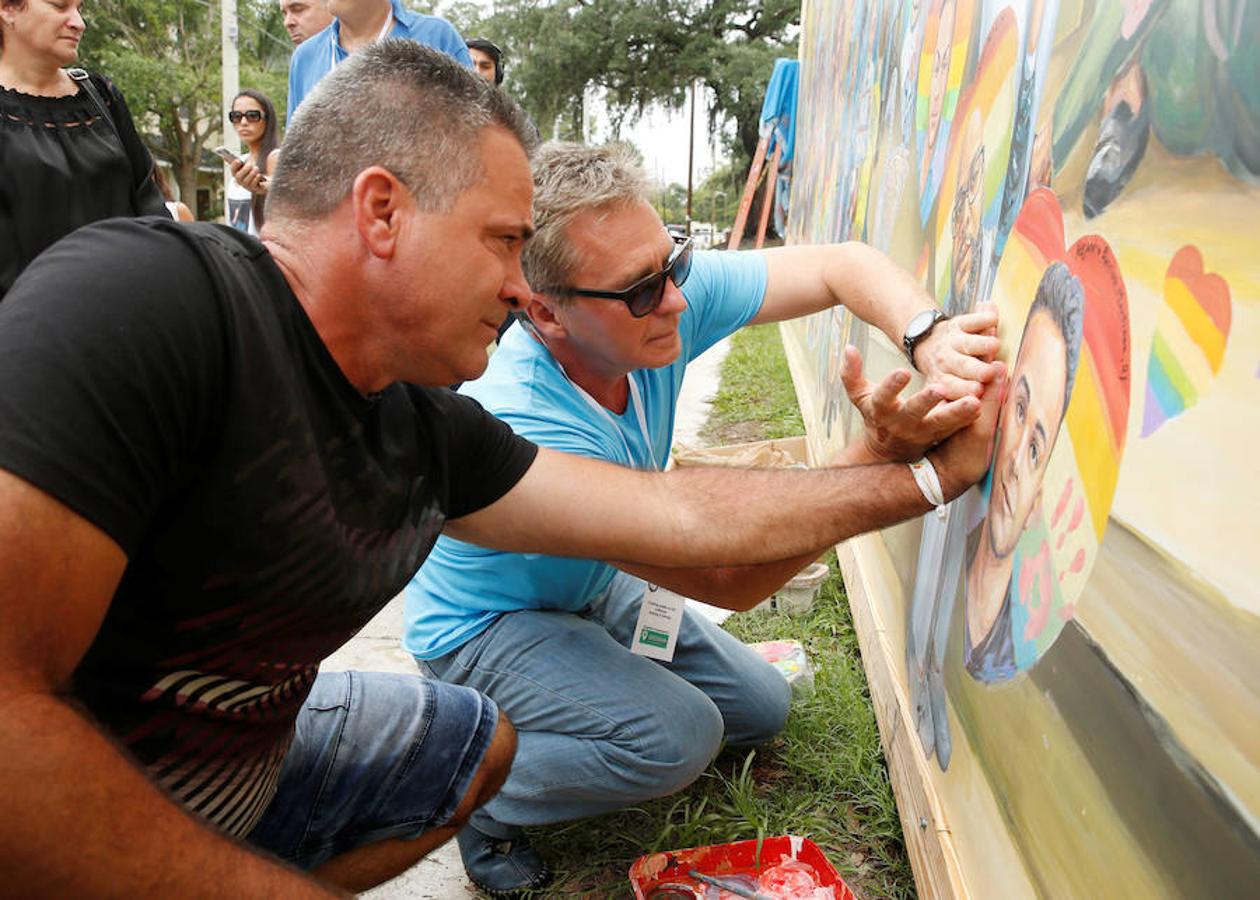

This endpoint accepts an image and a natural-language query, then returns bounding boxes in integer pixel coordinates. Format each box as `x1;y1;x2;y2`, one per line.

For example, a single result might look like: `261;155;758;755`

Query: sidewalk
319;338;733;897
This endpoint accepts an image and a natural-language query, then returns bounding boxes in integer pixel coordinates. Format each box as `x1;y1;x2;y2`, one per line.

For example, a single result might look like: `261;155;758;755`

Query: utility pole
221;0;239;208
685;80;696;235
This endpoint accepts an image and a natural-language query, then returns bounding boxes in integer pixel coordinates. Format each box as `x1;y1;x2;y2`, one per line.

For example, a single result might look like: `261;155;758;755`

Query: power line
185;0;295;59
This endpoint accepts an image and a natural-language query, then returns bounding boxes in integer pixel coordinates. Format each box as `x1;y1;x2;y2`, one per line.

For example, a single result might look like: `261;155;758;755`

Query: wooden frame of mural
783;0;1260;895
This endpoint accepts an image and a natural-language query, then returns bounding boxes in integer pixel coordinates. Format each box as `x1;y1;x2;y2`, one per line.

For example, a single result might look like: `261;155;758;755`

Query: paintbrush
687;869;776;900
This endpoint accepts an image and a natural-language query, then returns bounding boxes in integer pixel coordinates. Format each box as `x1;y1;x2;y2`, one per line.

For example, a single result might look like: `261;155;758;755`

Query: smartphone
213;146;242;165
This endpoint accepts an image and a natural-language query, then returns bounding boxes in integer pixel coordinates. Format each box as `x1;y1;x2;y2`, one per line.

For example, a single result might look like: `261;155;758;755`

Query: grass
699;323;806;446
522;324;915;898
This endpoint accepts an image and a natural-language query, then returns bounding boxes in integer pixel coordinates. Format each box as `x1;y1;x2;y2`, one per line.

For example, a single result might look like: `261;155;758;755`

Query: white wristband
909;458;948;521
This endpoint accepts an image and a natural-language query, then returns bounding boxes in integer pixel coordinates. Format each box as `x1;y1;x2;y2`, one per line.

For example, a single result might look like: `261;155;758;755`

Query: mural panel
784;1;1260;894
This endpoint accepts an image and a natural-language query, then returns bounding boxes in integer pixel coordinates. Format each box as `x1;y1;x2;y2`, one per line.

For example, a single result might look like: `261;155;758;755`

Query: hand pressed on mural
830;351;1005;499
926;365;1006;501
910;301;1003;398
838;345;983;464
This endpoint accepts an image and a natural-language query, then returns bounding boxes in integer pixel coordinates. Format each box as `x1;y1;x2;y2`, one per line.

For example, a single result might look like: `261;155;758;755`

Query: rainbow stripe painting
1141;246;1233;437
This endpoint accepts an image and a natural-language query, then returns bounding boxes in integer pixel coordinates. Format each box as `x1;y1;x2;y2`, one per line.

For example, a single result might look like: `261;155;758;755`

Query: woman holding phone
224;88;280;235
0;0;168;299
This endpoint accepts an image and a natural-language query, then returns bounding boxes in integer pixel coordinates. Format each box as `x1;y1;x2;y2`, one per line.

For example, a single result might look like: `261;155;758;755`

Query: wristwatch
902;308;949;369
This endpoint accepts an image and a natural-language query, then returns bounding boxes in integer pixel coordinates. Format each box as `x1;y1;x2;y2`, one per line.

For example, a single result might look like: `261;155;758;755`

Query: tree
470;0;796;154
655;182;689;226
693;162;743;231
79;0;290;209
469;0;797;236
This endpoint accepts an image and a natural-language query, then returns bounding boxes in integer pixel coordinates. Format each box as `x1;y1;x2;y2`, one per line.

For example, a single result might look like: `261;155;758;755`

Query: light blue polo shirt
403;249;768;660
287;0;472;121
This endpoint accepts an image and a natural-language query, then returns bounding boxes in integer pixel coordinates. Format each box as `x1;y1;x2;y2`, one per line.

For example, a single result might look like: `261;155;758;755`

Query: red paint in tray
629;835;857;900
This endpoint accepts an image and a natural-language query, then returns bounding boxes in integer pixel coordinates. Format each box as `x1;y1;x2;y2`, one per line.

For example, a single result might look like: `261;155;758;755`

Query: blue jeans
418;573;790;832
245;671;498;868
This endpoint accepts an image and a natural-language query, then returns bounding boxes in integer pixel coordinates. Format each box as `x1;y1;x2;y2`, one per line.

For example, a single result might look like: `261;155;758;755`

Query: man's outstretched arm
750;242;1002;399
608;553;822;612
0;469;342;898
603;351;987;610
446;368;1002;571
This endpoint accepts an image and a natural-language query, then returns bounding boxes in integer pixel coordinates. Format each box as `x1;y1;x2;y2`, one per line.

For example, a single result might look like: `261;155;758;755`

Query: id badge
630;584;686;661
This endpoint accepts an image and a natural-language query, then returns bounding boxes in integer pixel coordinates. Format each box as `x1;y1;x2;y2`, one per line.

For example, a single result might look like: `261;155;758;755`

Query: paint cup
772;561;830;614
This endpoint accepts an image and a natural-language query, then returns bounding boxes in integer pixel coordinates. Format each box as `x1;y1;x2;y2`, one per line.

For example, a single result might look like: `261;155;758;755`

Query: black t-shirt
0;218;537;837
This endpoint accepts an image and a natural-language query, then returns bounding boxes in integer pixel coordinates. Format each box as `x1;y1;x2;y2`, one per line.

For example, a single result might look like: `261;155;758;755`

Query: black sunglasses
544;236;693;318
228;109;265;124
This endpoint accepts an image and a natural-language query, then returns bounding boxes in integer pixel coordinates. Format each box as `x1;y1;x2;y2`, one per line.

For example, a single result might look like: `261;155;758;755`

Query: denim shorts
245;670;499;869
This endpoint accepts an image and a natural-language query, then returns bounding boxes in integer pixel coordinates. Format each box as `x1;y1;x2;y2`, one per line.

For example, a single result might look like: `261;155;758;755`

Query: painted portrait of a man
963;260;1083;682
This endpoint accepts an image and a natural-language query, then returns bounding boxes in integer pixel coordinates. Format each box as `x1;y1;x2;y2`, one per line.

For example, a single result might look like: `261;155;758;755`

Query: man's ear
524;293;568;341
351;166;409;259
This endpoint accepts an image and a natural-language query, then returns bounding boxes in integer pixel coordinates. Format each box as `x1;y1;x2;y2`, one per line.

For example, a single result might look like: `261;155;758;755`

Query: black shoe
456;822;553;898
1083;97;1150;218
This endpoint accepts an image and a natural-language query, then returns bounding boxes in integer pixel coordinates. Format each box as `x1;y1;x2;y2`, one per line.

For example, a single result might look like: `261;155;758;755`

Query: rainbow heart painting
1141;246;1232;438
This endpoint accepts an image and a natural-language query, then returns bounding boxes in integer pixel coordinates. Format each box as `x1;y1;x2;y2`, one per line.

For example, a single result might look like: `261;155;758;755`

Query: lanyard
330;11;395;69
563;370;659;472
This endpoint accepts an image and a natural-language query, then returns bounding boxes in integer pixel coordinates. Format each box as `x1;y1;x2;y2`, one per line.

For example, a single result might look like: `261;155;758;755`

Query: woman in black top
0;0;167;298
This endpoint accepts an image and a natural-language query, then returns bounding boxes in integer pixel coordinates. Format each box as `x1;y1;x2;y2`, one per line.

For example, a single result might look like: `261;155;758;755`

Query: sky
527;85;726;188
446;1;726;187
606;99;724;188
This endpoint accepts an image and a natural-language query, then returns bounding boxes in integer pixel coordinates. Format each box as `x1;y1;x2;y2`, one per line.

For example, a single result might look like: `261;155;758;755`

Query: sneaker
456;822;553;898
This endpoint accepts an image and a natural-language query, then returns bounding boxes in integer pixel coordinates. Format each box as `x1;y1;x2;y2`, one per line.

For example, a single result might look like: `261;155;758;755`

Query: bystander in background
226;88;281;236
0;0;168;299
280;0;332;45
287;0;470;119
466;37;502;86
153;166;194;222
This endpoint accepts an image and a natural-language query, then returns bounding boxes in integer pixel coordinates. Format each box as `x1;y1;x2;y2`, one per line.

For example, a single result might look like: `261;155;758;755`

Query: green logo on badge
639;628;669;649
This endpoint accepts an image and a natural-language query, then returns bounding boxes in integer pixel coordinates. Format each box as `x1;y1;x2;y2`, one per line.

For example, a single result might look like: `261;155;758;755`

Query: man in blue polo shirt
403;142;1004;896
287;0;471;120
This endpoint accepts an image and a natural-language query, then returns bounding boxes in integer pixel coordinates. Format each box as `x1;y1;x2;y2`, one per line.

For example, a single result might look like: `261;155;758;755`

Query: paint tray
747;640;814;694
629;835;856;899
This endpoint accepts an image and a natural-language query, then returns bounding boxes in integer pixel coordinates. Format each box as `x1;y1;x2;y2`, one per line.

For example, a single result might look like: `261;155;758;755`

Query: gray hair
524;141;652;295
268;40;537;220
1020;260;1084;422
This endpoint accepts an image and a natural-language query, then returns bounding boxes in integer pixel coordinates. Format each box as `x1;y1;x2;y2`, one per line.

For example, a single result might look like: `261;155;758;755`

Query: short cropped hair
268;40;537;220
524;141;651;295
1020;260;1084;422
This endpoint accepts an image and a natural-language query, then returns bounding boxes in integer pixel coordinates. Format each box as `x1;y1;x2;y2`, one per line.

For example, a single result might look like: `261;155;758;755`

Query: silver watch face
906;308;940;339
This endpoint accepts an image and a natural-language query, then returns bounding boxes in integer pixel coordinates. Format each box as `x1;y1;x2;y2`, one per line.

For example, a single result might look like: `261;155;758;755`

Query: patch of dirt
751;762;790;786
699;419;764;448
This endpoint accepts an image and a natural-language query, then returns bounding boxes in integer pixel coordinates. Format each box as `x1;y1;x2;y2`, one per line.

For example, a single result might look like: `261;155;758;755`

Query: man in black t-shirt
0;42;1002;897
